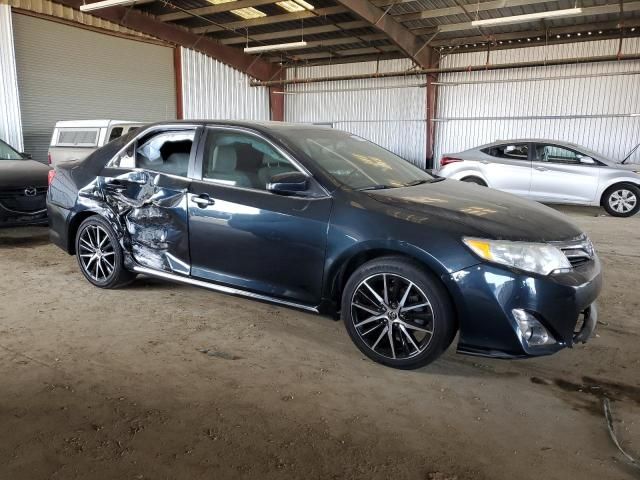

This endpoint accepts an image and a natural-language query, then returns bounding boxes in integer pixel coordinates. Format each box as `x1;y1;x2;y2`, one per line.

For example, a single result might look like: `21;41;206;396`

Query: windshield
282;128;434;190
0;140;24;160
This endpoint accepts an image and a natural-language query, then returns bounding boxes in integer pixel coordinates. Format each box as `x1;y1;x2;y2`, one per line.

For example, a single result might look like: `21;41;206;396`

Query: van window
108;127;124;142
57;129;99;147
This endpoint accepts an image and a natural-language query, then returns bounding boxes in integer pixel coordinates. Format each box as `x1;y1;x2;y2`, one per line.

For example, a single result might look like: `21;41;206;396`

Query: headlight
463;237;571;276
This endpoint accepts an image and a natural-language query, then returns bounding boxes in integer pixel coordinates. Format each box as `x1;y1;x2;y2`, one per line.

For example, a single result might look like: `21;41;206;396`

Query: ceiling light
80;0;138;11
577;32;581;36
588;31;592;35
231;7;266;19
632;27;637;32
471;8;583;27
598;30;603;34
207;0;236;4
277;0;314;12
244;41;307;53
556;34;561;38
536;37;541;40
527;38;531;41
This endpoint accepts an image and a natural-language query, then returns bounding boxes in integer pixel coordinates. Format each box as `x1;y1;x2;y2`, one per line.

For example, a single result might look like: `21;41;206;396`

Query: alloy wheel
350;273;435;360
78;224;116;282
609;189;637;214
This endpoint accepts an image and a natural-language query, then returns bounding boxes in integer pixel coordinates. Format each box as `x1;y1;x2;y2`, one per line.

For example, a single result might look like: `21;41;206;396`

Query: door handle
535;166;548;171
480;160;490;164
192;194;215;207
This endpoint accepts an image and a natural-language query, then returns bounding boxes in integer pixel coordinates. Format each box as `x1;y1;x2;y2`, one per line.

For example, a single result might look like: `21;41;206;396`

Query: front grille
555;235;595;269
0;186;48;213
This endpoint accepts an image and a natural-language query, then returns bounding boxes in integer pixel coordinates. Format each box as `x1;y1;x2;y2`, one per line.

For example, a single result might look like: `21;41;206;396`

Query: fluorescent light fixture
276;0;314;12
207;0;236;4
231;7;267;19
244;41;307;53
80;0;138;11
471;8;583;27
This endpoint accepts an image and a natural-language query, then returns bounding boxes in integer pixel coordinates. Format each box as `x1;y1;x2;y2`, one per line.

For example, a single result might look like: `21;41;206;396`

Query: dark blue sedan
47;121;601;369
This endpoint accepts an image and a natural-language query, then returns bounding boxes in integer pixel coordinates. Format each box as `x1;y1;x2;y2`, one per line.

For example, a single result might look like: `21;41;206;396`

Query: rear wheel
602;184;640;217
341;257;456;369
75;216;135;288
460;176;487;186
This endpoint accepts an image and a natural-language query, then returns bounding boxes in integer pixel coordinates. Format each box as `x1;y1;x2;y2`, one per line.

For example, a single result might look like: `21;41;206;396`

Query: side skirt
132;265;320;314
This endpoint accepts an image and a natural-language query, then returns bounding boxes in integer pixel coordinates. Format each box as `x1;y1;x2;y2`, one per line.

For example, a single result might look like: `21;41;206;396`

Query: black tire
601;183;640;217
75;215;136;288
460;176;487;186
341;256;456;370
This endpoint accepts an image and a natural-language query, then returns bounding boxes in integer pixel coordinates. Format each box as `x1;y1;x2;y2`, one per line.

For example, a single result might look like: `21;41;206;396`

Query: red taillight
440;156;463;167
48;169;56;186
48;152;52;165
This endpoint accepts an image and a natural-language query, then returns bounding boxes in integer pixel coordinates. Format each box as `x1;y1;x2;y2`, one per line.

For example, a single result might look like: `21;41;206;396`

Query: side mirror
21;152;32;159
580;156;596;165
267;171;309;195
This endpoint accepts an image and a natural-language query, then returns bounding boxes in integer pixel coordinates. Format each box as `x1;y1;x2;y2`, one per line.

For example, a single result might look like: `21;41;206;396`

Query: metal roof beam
191;6;348;34
411;1;640;35
157;0;280;23
52;0;281;81
333;0;432;67
430;18;640;47
220;20;370;45
387;0;562;22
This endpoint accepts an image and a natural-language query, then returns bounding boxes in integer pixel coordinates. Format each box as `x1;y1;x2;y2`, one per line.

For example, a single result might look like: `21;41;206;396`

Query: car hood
0;160;51;188
367;180;583;242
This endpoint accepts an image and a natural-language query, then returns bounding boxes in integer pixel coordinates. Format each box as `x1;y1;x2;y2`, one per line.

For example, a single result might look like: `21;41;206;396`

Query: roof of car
55;120;143;128
481;139;583;148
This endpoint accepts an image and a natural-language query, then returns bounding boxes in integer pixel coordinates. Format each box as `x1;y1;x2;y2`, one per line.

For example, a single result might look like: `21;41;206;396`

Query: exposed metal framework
71;0;640;72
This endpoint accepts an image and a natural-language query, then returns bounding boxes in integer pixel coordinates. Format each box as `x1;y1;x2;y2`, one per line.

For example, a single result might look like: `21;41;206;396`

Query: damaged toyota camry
47;121;602;369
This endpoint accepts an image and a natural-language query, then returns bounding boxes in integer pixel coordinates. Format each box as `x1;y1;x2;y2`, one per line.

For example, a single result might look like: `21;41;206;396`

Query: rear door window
482;144;529;161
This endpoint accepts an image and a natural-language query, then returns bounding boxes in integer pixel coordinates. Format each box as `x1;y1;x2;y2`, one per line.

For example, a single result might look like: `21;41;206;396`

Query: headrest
212;146;237;173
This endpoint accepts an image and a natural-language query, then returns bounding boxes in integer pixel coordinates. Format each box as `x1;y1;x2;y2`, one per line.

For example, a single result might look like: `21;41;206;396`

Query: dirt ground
1;205;639;480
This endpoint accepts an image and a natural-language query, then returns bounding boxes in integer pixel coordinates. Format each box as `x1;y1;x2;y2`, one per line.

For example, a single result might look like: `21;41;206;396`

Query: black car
47;121;601;369
0;139;50;227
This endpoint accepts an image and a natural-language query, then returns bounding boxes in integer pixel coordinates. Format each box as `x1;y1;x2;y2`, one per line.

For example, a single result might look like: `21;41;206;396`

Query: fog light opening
512;309;556;347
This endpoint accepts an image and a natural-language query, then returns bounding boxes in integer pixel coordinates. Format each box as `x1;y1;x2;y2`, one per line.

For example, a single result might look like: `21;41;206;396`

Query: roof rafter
332;0;432;67
157;0;279;23
411;1;640;35
191;6;348;34
52;0;281;81
220;20;370;45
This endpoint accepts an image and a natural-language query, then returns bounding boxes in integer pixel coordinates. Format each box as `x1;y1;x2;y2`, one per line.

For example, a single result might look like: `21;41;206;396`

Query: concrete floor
0;205;639;480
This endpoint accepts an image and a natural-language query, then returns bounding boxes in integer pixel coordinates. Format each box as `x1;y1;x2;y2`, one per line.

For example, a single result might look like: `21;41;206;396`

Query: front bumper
0;202;48;227
443;256;602;358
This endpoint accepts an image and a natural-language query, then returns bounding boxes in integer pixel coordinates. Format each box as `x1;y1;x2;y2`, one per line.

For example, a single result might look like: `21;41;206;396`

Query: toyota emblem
24;187;37;197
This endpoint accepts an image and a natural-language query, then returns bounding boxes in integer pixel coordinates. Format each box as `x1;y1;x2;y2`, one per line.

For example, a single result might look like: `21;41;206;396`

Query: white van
48;120;143;166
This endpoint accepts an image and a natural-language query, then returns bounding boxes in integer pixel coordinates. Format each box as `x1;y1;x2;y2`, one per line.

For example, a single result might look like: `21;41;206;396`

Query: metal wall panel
181;48;270;121
0;5;23;150
435;39;640;164
12;13;176;163
284;59;428;167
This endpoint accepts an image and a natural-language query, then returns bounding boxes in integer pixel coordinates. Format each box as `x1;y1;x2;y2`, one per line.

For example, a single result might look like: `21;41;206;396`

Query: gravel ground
0;205;639;480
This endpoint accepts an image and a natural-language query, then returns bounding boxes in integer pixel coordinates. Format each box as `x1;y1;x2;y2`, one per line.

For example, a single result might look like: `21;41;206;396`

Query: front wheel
341;257;456;369
602;184;640;217
75;216;136;288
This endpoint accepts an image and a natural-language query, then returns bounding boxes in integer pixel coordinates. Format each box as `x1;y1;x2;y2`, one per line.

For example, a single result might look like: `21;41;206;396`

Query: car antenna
620;142;640;164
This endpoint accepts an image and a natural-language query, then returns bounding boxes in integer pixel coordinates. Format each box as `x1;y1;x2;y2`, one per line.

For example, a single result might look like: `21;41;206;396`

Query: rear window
56;129;99;147
481;144;529;161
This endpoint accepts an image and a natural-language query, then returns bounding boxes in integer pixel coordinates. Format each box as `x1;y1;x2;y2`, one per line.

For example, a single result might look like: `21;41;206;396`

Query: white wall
435;39;640;164
0;5;23;150
181;47;270;121
284;59;428;168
